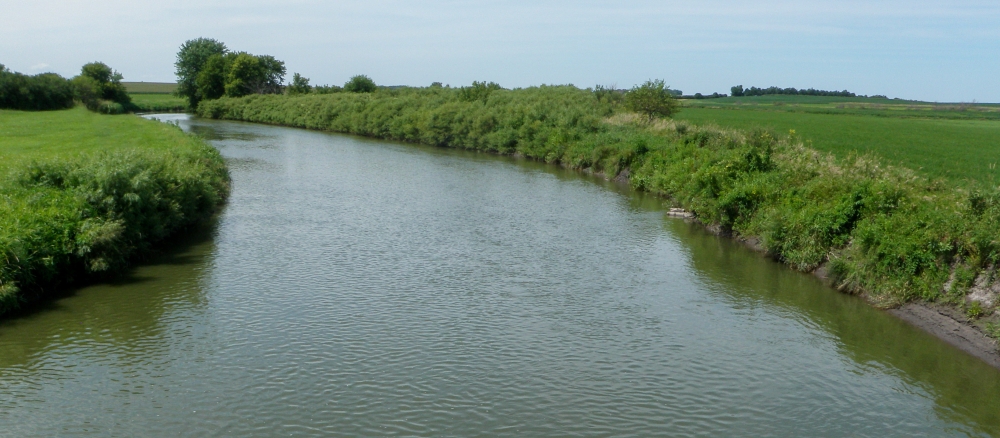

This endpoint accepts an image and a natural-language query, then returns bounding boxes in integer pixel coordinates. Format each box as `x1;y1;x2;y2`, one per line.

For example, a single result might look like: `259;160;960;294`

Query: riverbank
0;107;229;315
196;87;1000;364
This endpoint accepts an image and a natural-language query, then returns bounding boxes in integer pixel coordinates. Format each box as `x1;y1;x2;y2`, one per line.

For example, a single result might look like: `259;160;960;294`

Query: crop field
122;82;177;94
677;99;1000;185
128;93;188;112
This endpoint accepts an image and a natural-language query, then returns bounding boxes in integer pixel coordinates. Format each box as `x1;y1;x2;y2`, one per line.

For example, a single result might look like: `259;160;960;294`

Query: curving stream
1;114;999;436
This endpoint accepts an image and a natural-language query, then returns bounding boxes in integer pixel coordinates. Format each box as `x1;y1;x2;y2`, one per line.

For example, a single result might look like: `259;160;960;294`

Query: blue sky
1;0;997;102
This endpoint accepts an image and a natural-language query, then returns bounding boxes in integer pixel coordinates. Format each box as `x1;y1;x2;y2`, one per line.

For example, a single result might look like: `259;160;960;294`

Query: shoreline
191;88;1000;369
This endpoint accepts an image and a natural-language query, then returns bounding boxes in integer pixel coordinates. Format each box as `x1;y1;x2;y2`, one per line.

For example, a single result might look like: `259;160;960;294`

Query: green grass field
122;82;177;94
0;107;197;167
128;93;188;112
676;102;1000;185
0;107;228;314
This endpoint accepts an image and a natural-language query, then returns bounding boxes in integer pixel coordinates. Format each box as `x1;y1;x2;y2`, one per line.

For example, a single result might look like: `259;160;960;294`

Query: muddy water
1;115;998;436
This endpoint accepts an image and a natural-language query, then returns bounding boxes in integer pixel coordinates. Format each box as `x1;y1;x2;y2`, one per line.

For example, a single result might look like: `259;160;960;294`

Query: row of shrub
0;62;133;113
0;126;230;315
196;85;1000;318
0;64;75;110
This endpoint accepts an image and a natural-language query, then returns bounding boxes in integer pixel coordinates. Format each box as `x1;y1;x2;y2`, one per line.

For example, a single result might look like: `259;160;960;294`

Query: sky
1;0;997;102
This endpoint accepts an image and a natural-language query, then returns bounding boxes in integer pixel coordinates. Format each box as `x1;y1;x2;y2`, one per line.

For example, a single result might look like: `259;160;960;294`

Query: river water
2;115;999;436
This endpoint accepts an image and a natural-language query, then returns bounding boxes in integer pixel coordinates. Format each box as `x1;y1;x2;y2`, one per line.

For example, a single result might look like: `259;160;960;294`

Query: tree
624;79;679;120
287;73;311;95
458;81;502;102
195;54;228;101
344;75;377;93
175;38;228;107
731;85;744;97
78;62;130;105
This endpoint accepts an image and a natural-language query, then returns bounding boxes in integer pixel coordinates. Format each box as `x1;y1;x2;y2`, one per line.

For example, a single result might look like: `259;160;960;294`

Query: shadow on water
0;219;219;370
660;217;1000;435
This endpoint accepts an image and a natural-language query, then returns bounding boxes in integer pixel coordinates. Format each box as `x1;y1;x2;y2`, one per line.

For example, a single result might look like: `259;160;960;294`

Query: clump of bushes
343;75;377;93
0;64;75;110
0;127;229;315
71;62;131;113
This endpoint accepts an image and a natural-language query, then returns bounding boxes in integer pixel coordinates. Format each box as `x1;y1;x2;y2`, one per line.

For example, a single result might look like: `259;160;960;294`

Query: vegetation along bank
0;107;230;316
196;82;1000;360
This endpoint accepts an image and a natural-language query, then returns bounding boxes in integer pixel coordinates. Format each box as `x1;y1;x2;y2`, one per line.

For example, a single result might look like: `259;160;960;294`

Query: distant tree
731;85;744;97
175;38;228;107
624;79;679;120
314;84;343;94
344;75;377;93
458;81;502;102
78;62;130;105
287;73;312;95
430;82;443;88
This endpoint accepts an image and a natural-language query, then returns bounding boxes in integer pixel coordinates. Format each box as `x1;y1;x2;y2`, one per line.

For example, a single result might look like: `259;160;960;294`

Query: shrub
624;79;679;120
287;73;312;95
0;65;75;110
344;75;377;93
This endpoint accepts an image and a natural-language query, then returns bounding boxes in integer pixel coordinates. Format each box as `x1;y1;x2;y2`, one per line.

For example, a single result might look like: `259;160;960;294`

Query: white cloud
29;63;49;70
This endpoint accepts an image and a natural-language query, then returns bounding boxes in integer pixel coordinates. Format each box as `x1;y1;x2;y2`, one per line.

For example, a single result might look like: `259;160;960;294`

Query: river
1;114;998;436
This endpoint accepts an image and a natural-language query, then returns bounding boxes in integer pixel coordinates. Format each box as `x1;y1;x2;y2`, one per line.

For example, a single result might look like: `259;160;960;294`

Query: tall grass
197;86;1000;325
0;109;229;315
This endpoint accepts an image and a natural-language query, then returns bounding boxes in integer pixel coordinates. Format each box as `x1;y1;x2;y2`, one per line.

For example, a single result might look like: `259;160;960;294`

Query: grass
128;93;188;113
195;87;1000;331
0;107;229;315
676;107;1000;185
122;82;177;94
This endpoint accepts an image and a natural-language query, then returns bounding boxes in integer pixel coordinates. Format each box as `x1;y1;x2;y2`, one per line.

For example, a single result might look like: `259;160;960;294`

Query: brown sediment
889;303;1000;368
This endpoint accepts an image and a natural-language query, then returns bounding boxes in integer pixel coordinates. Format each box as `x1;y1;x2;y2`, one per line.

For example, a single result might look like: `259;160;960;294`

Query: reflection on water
0;114;997;437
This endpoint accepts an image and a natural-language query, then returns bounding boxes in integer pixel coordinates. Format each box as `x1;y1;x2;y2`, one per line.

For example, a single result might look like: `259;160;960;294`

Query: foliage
731;84;858;97
175;37;228;108
287;73;312;95
0;65;75;110
314;84;343;94
197;84;1000;311
458;81;502;102
624;79;679;120
344;75;377;93
0;108;230;315
74;62;131;111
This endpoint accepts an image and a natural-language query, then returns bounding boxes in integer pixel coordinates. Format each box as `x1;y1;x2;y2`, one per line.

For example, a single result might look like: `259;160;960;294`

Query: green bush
0;65;75;110
0;123;229;315
344;75;377;93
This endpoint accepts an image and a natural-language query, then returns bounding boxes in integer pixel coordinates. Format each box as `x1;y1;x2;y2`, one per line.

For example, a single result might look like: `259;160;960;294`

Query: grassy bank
0;107;229;315
197;87;1000;333
677;103;1000;185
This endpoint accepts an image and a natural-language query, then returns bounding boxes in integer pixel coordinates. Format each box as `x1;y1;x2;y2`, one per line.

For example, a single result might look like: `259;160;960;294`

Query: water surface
2;115;998;436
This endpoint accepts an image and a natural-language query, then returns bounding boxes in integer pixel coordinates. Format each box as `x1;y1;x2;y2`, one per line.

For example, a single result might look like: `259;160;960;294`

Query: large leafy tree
624;79;679;120
175;38;228;107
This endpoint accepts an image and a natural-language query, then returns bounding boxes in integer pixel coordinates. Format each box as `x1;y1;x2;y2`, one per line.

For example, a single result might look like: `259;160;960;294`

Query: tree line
175;38;381;108
730;85;857;97
0;62;132;112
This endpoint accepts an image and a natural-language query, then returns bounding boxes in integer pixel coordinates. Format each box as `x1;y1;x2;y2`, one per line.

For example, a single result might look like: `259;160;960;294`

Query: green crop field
676;101;1000;185
128;93;188;112
122;82;177;94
